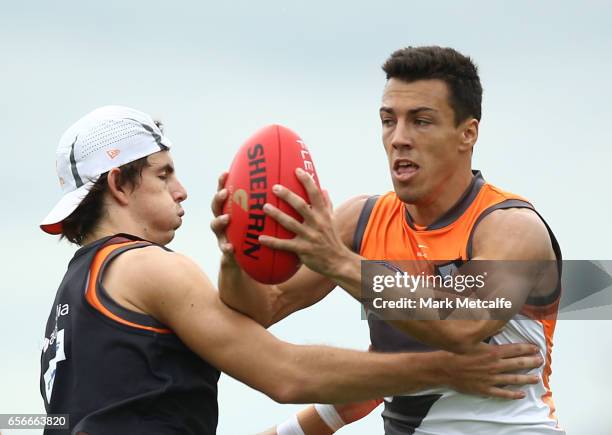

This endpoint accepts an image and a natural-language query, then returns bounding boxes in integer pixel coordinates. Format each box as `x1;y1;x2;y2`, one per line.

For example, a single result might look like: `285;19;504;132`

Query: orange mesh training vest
353;171;563;434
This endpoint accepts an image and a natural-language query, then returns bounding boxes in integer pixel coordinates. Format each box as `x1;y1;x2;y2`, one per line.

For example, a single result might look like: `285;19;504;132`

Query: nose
173;180;188;203
391;121;413;151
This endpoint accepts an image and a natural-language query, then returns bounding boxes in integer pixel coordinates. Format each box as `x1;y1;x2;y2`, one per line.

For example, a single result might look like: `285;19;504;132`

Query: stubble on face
380;78;467;208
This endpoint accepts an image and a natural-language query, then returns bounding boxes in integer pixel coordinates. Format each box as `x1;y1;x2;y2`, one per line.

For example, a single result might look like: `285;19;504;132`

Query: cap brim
40;180;96;235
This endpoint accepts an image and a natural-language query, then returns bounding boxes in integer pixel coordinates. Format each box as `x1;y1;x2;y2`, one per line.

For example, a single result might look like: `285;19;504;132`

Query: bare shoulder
104;245;217;321
472;207;555;260
109;245;204;289
334;194;371;247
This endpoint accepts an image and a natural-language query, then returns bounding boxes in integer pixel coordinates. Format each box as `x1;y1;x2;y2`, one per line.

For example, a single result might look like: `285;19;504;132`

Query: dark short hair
61;121;168;245
382;46;482;125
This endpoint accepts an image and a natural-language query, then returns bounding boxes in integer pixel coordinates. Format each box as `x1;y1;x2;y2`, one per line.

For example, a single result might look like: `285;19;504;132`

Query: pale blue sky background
1;1;611;433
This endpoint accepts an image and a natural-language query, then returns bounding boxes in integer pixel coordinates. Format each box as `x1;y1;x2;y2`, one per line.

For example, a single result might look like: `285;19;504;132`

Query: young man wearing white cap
39;106;544;434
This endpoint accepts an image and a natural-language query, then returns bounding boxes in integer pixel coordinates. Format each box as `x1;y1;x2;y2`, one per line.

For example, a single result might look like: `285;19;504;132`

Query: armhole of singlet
85;241;173;334
466;199;562;308
352;195;380;254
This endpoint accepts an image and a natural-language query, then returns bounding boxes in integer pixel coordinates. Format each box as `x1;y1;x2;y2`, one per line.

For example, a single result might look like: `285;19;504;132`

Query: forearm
392;320;495;353
329;253;438;318
331;255;506;353
186;294;443;403
219;261;336;328
218;259;282;327
277;343;447;403
370;272;525;353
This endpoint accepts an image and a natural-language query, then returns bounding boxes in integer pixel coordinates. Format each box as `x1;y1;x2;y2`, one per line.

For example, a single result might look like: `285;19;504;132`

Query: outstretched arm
107;245;542;403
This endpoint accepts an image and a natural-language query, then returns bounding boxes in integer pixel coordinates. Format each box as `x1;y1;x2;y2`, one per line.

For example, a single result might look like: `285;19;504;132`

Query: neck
81;213;143;246
405;169;474;227
81;225;123;246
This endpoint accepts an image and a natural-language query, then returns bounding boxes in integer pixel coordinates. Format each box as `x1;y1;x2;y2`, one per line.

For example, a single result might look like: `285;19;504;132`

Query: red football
223;125;321;284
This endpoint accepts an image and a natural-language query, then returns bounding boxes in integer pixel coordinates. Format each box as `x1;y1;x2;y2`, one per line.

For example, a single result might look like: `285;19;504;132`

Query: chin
150;231;175;246
397;193;419;205
163;231;176;245
393;183;421;204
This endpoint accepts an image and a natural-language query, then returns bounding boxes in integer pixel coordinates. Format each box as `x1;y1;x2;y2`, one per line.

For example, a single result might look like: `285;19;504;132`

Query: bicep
471;207;555;261
455;207;558;337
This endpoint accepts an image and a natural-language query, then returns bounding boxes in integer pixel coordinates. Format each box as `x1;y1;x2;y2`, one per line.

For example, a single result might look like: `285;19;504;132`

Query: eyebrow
379;106;438;115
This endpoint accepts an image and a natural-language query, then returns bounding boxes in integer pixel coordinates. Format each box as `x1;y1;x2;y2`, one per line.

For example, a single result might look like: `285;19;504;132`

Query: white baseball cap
40;105;173;235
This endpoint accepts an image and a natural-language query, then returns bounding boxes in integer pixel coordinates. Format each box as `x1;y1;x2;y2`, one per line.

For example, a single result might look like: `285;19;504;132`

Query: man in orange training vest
212;46;563;434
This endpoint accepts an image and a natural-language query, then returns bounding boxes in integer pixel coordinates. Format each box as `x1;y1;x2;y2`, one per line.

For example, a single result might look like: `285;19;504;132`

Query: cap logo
106;149;121;159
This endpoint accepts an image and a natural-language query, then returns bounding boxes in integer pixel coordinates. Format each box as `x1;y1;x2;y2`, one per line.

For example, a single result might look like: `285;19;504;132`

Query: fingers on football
217;172;229;191
263;203;303;234
259;235;298;252
211;188;228;217
322;189;333;211
295;168;325;210
272;185;314;220
210;213;230;236
220;242;234;255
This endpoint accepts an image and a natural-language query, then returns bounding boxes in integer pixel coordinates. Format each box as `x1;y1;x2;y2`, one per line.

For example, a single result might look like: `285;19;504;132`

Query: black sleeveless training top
40;234;220;434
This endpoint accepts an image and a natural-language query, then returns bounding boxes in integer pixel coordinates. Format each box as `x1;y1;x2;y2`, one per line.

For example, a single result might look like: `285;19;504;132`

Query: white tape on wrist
276;413;306;435
314;404;345;431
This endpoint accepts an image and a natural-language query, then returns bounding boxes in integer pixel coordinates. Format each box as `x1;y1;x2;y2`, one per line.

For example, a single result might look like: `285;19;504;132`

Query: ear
106;168;130;206
459;118;479;153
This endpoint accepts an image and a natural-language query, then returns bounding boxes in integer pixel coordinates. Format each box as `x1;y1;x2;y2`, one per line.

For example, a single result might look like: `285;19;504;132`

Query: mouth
175;211;184;230
392;159;420;182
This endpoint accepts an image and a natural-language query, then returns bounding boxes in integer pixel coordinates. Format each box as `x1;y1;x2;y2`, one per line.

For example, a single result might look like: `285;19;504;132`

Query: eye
415;118;431;126
381;118;395;127
158;173;168;181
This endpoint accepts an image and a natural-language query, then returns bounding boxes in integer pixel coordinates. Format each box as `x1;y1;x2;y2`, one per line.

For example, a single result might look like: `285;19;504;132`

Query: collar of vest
72;233;149;261
404;170;485;231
